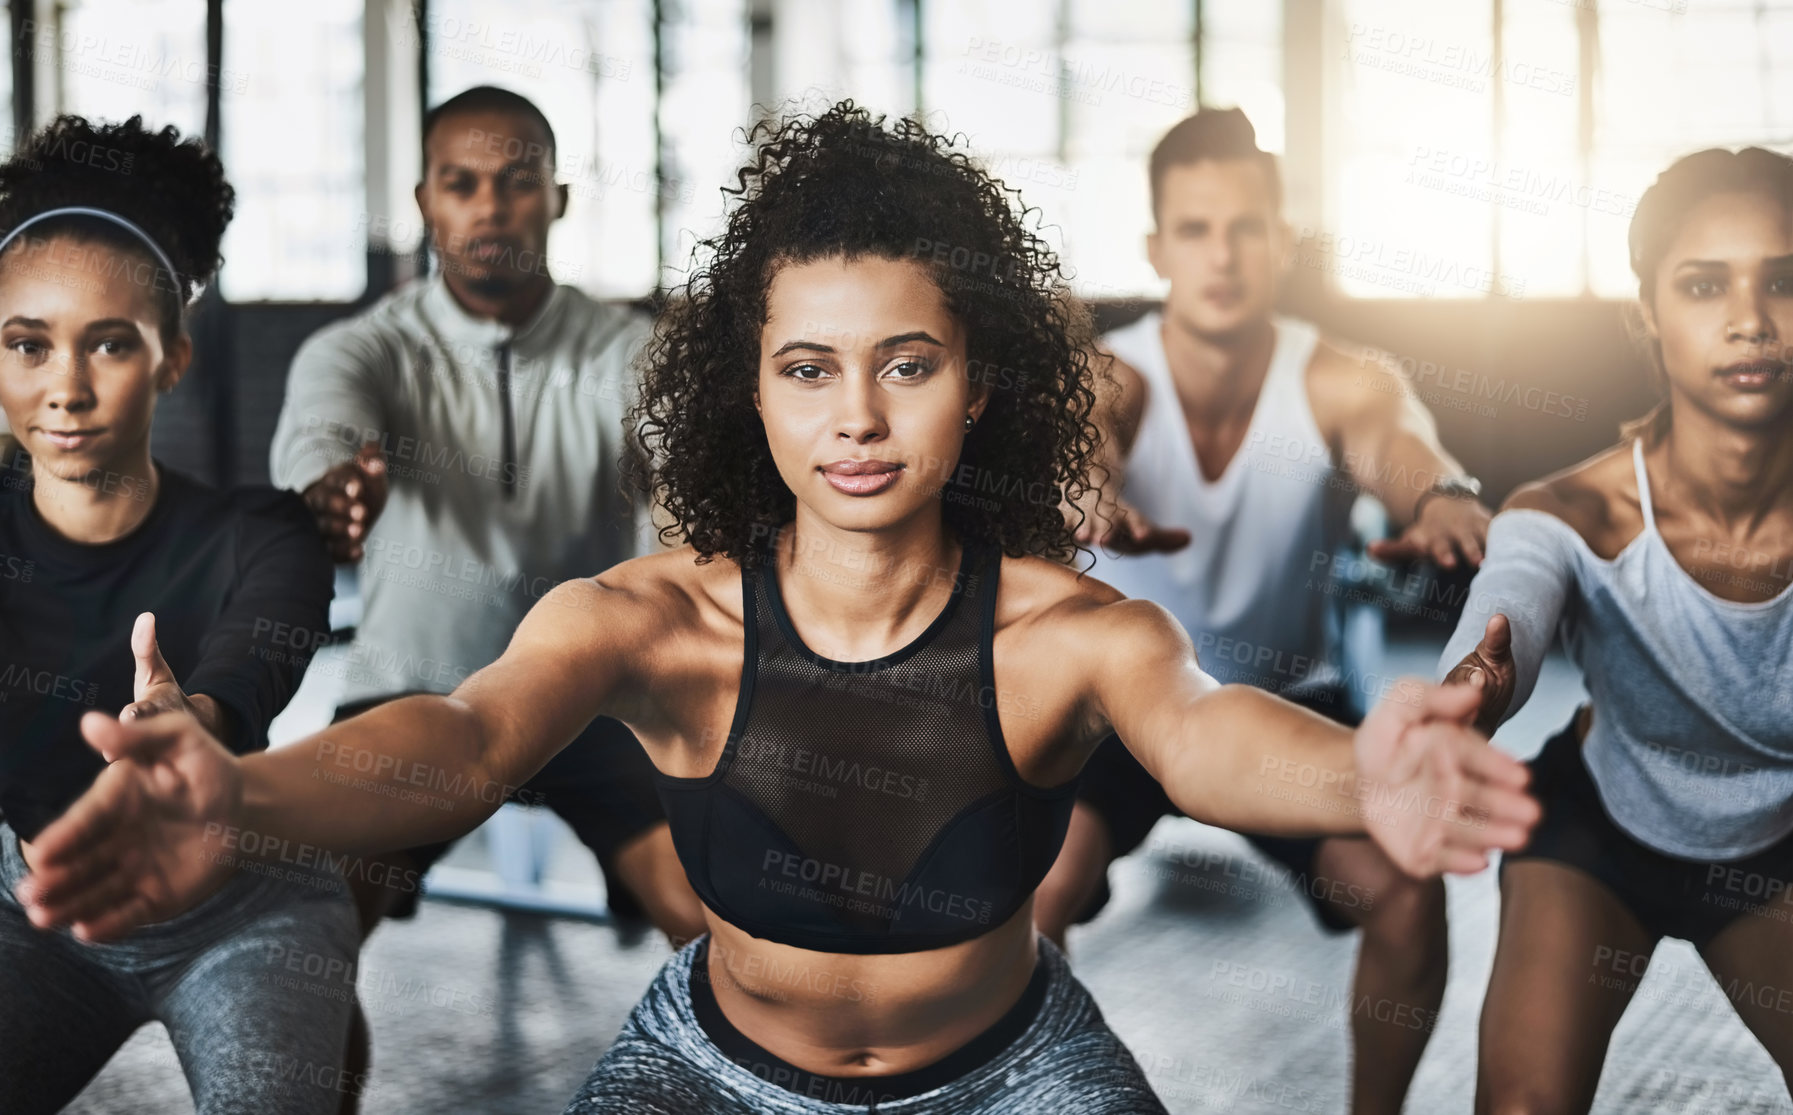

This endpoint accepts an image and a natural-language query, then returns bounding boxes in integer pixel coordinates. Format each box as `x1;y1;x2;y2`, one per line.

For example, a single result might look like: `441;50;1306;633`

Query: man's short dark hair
1148;107;1282;220
421;85;557;173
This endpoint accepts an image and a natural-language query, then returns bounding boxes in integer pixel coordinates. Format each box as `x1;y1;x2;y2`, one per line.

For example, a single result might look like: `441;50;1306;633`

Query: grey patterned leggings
0;821;360;1114
564;935;1169;1114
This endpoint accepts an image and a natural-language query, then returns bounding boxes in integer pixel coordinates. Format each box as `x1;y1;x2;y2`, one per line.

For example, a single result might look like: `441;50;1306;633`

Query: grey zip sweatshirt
270;276;653;704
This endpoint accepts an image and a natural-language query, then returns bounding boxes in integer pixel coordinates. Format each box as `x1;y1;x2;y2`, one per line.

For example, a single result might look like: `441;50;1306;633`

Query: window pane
1329;0;1496;298
1060;42;1197;298
659;0;751;288
1497;0;1582;297
1069;0;1192;41
427;0;656;298
584;0;659;298
219;0;364;301
767;0;913;119
1203;0;1283;153
1588;1;1793;296
46;0;207;136
923;0;1059;153
921;0;1069;286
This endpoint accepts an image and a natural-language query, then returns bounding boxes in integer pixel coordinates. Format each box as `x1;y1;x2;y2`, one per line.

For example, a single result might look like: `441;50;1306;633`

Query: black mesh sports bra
654;539;1080;954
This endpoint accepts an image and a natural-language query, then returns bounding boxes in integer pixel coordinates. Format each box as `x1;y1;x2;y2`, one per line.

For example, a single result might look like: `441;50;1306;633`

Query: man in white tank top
1035;109;1493;1115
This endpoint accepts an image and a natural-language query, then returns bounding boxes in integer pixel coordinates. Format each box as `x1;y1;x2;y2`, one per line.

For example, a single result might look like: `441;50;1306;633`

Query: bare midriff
701;898;1040;1077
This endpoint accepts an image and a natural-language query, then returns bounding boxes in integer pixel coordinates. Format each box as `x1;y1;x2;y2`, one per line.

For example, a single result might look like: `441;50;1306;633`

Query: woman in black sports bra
14;103;1539;1115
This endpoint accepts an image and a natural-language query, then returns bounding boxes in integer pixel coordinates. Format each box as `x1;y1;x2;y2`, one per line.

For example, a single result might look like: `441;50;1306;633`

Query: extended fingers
1419;679;1483;726
1430;534;1458;569
305;476;370;523
73;892;166;944
1457;734;1531;790
1139;526;1193;554
43;858;149;937
25;756;140;865
1366;536;1422;563
1434;735;1540;849
80;709;183;765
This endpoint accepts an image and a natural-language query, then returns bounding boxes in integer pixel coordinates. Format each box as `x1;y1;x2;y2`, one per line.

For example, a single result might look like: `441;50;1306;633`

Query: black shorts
1503;718;1793;951
1074;685;1363;933
331;693;667;920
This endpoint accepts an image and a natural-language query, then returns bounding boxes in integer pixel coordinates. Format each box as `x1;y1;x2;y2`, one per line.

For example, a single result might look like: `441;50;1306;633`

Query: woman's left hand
121;612;226;739
1353;678;1540;877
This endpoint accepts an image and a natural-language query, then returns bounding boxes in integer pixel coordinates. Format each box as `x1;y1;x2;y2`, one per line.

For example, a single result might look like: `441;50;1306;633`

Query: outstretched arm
1084;598;1538;876
270;326;393;563
1314;347;1492;569
1436;506;1577;732
16;575;646;940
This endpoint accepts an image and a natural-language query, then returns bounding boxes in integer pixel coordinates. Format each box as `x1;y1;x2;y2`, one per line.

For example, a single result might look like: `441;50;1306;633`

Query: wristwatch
1413;475;1482;521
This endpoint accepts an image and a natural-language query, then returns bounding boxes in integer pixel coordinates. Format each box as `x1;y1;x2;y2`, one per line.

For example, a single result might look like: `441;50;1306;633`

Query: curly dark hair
0;114;235;340
629;101;1102;570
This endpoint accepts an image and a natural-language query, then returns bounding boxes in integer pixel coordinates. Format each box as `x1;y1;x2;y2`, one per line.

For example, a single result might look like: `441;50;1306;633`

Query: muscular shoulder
1305;336;1402;427
993;554;1192;667
583;546;741;642
1502;444;1639;557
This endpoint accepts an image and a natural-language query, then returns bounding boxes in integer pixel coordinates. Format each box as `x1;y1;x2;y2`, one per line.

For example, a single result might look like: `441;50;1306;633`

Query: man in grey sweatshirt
270;87;704;944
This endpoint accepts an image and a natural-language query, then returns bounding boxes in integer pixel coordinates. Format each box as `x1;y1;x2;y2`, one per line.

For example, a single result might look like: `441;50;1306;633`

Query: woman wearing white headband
0;115;357;1114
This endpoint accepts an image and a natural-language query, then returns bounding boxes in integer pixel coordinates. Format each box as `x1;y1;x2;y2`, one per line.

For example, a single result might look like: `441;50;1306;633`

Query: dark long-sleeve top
0;461;333;842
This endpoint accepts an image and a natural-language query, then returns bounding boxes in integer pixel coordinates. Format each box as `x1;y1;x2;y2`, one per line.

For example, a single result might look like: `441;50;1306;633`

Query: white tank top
1085;312;1356;694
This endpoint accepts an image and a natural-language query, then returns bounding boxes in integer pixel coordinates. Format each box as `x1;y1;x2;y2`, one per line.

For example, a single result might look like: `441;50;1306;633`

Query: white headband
0;205;187;302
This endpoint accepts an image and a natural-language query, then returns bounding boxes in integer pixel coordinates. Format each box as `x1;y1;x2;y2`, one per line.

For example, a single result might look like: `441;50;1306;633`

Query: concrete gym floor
62;640;1791;1114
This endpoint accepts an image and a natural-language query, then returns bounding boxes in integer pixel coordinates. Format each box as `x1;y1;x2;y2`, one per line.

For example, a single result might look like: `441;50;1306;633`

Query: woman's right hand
1443;614;1518;737
14;708;244;942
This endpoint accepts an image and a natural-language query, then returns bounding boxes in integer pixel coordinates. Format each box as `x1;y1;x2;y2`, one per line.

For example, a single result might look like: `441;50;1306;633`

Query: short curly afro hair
630;100;1102;571
0;114;234;340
